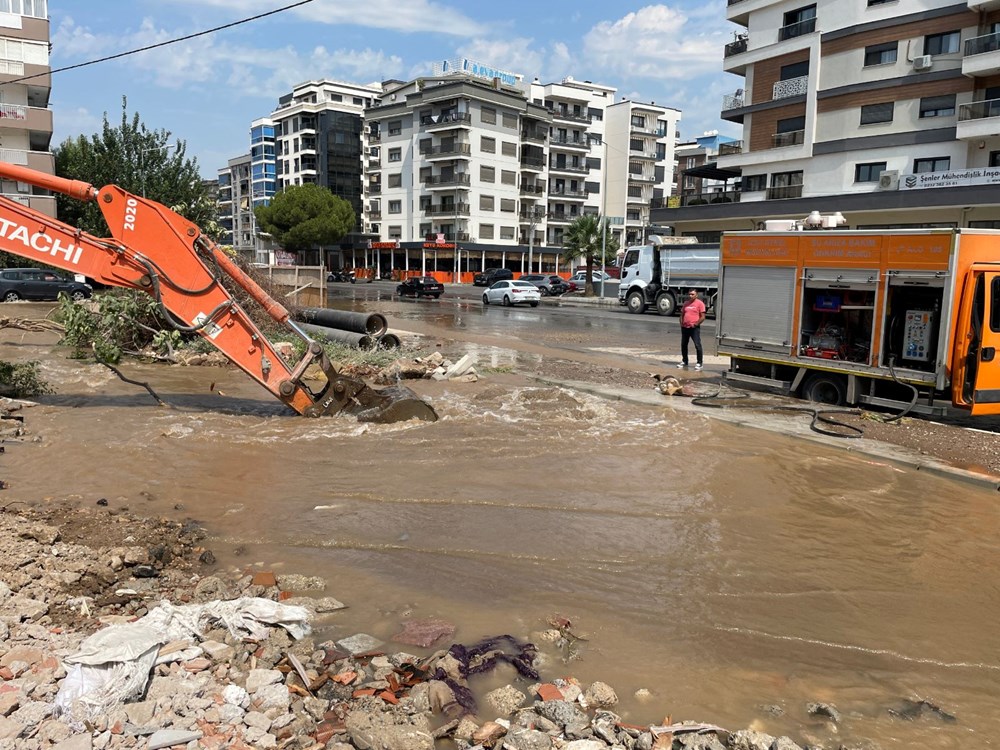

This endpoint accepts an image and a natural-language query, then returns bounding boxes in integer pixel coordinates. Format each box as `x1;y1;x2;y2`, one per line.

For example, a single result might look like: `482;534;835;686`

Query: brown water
5;341;1000;747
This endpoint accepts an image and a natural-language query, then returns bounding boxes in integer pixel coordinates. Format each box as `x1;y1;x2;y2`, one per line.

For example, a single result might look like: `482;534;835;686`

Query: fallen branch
99;361;169;408
0;317;64;333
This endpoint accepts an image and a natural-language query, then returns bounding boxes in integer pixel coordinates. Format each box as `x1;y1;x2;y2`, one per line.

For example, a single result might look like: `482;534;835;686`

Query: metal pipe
297;308;388;337
298;322;375;350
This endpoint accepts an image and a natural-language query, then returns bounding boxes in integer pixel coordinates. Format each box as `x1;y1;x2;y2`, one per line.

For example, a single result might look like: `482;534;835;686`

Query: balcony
368;211;382;221
549;188;589;200
420;143;472;160
766;184;803;199
423;203;471;216
957;97;1000;139
299;119;317;135
630;148;659;160
771;129;805;148
773;75;808;101
521;130;547;144
722;91;746;111
421;112;472;130
779;17;816;41
549;108;590;124
550;136;590;150
519;208;546;222
718;140;744;156
520;156;545;171
520;181;545;194
424;174;471;189
425;232;470;243
547;211;580;224
963;32;1000;76
678;190;740;206
630;124;667;137
628;172;656;183
549;161;589;174
626;192;647;204
725;35;748;57
368;133;381;144
301;138;317;153
368;185;382;195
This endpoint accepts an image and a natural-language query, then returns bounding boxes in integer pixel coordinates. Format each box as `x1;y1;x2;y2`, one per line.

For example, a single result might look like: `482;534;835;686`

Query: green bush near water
0;360;52;398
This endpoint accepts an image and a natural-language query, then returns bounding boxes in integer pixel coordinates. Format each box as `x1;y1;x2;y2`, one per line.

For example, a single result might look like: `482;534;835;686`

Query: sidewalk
532;376;1000;492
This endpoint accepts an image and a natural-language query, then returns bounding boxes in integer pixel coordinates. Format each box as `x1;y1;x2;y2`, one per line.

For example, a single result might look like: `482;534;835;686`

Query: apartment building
653;0;1000;239
0;0;53;217
604;98;681;245
364;73;557;279
672;131;741;206
217;154;253;255
271;79;382;266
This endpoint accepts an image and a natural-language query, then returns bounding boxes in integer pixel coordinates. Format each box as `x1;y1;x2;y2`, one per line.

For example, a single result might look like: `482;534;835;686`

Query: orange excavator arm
0;162;436;423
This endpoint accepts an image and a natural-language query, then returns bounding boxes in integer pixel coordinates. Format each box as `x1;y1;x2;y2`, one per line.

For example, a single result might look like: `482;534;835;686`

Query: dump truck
618;236;720;315
718;222;1000;415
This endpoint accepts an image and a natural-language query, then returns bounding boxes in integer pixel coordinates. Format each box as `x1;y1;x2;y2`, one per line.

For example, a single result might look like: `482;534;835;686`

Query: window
388;120;402;136
781;5;816;40
388;148;401;162
388;200;402;213
854;162;886;182
500;198;516;213
860;102;894;125
919;94;955;118
501;170;517;185
481;107;497;125
743;174;766;191
481;136;496;153
388;173;402;188
501;141;517;157
864;41;897;66
500;226;516;240
990;151;1000;167
776;116;805;133
769;170;803;199
387;225;402;239
780;60;809;80
480;195;494;211
502;112;518;128
914;157;950;173
481;165;495;182
924;31;960;56
480;224;495;240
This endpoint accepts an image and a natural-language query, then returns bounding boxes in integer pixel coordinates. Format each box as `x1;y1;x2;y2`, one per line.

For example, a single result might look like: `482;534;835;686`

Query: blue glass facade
250;123;277;206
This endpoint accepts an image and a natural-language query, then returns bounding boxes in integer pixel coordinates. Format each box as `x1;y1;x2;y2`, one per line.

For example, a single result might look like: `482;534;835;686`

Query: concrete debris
0;504;893;750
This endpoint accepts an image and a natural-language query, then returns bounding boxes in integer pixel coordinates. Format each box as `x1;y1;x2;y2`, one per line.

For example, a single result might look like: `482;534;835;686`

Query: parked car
473;268;514;287
553;276;577;293
569;270;613;285
0;268;93;302
396;276;444;299
519;273;569;296
482;280;540;307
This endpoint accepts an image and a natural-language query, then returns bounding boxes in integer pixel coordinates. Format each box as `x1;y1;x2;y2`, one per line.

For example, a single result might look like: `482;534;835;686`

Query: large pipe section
299;322;375;350
297;308;388;337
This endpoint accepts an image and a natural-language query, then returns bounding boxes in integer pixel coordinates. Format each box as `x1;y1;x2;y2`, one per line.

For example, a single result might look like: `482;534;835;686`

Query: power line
4;0;315;86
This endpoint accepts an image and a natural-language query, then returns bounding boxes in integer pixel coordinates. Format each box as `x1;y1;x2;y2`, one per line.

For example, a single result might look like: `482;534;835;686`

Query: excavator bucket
303;356;438;422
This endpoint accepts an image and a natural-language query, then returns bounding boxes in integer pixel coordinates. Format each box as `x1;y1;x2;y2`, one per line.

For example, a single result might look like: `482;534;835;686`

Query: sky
48;0;742;179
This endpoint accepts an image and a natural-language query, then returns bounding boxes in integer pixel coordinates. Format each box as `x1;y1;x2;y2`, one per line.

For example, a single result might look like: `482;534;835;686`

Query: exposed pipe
298;322;375;350
297;308;388;337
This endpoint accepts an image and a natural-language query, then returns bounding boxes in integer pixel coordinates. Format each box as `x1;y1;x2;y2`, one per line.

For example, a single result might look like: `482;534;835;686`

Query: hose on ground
691;386;864;439
884;355;918;424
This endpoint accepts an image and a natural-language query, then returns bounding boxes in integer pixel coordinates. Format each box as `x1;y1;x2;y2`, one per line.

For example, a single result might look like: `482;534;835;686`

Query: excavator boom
0;161;436;423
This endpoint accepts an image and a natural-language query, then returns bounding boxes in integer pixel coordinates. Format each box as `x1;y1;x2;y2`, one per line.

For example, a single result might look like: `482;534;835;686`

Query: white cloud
455;38;545;81
173;0;487;36
50;105;104;144
582;4;728;79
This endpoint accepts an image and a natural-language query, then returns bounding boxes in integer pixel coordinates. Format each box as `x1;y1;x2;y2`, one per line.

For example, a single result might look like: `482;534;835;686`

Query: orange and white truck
717;224;1000;415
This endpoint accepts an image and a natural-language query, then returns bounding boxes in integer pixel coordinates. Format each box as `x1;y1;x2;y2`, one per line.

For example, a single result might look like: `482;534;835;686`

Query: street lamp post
140;143;176;198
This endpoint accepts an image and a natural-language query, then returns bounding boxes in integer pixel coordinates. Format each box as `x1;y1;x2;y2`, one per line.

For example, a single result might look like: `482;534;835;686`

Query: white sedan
482;279;541;307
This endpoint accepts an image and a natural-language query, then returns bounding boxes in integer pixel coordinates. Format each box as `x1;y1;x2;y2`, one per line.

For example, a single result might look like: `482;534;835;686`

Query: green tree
254;184;355;251
52;97;214;238
561;214;620;296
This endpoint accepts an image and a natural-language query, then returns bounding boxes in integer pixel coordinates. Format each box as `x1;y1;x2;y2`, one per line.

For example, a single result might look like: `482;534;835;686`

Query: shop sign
899;167;1000;190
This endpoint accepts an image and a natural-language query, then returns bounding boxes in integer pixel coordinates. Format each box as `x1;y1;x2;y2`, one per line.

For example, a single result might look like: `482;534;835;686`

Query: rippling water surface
7;352;1000;747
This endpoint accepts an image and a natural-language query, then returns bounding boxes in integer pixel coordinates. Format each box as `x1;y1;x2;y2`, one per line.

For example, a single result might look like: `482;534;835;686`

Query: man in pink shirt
677;289;706;371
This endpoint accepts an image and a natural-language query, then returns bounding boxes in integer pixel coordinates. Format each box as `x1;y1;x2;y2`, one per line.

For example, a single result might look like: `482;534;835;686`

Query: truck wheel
655;292;676;316
626;290;646;314
801;373;847;405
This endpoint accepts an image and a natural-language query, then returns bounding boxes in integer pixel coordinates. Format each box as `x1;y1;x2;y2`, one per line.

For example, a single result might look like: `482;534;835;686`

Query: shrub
0;360;52;398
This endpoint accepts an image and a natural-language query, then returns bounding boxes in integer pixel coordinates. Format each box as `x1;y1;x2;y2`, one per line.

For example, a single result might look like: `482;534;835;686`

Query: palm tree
562;214;619;296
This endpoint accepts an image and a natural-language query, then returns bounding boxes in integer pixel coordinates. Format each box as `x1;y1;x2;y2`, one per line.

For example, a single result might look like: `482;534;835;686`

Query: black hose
884;355;918;423
691;387;864;439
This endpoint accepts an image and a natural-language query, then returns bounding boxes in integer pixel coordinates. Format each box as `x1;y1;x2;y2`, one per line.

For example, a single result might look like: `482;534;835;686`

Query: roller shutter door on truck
718;265;796;353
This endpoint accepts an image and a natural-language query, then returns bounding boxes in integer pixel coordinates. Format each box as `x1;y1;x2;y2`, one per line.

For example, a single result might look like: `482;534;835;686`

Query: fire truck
718;215;1000;415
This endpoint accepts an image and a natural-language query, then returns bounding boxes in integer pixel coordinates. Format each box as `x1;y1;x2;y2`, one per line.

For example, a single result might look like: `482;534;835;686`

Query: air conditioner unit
877;170;899;190
912;55;933;71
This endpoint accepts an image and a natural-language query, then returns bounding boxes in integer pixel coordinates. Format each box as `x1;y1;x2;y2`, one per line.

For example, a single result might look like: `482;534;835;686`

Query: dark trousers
681;325;703;365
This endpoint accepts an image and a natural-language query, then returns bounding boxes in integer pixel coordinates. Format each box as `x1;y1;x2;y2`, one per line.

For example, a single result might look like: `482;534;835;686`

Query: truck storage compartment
718;265;796;353
879;273;946;374
798;269;878;364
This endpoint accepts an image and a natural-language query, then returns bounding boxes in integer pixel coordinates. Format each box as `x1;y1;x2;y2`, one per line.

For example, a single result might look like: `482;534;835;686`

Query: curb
533;377;1000;493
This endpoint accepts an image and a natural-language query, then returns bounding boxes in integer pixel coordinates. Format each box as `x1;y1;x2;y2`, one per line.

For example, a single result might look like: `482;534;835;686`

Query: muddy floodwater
5;341;1000;748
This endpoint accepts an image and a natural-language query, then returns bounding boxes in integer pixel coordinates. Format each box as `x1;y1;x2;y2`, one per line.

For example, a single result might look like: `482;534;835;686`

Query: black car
0;268;92;302
396;276;444;299
473;268;514;287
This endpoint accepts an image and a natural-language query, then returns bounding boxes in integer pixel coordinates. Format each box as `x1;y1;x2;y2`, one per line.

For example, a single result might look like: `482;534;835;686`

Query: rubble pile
376;351;478;385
